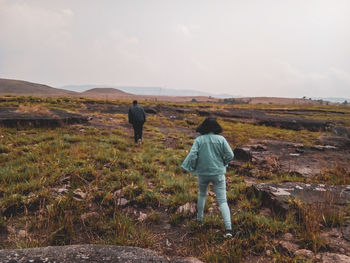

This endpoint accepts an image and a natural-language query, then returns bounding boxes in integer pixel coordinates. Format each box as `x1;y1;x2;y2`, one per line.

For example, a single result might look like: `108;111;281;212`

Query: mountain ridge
0;78;76;96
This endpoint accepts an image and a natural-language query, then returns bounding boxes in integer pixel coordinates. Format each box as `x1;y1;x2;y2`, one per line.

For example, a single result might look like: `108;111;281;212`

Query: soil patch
0;107;87;128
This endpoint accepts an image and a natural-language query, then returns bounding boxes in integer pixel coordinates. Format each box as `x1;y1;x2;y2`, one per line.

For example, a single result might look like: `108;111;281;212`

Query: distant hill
60;85;233;98
80;88;131;99
82;88;130;95
3;79;346;105
0;78;76;96
236;97;338;105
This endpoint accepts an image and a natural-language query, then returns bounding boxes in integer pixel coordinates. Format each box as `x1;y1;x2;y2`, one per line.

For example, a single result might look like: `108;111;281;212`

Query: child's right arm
181;139;199;173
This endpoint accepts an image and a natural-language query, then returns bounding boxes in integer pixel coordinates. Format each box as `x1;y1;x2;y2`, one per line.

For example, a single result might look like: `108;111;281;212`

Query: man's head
133;100;138;106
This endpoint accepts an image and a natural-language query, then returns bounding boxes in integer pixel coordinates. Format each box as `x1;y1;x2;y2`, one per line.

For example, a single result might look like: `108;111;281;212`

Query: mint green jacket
181;133;234;176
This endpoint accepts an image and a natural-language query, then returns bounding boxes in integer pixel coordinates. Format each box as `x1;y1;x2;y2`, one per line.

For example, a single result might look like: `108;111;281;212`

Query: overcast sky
1;0;349;97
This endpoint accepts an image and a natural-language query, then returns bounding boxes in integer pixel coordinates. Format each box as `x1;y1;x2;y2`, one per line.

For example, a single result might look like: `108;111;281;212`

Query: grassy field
0;96;349;262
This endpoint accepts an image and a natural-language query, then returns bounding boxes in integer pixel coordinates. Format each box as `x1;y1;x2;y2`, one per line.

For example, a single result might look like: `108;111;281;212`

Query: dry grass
15;105;52;115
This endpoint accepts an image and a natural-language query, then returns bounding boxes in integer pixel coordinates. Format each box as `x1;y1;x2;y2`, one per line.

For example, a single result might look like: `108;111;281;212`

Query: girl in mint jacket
181;117;234;237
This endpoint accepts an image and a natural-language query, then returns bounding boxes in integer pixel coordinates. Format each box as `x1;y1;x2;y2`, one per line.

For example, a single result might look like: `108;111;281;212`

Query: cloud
61;8;74;16
329;68;350;84
175;24;191;36
173;24;199;37
0;1;349;97
274;62;350;97
0;1;73;49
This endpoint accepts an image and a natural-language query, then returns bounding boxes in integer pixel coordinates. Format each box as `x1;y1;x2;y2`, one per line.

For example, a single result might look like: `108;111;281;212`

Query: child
181;117;234;238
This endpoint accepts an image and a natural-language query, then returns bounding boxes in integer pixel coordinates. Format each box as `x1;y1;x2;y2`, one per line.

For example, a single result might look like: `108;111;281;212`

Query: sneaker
223;230;233;239
137;139;142;146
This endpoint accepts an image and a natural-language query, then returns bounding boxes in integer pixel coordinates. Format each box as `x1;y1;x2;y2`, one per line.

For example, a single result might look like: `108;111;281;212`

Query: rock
342;225;350;241
163;224;171;230
144;107;158;114
233;147;252;161
320;252;350;263
259;208;272;217
257;116;330;132
0;244;203;262
294;249;314;259
173;257;203;263
81;212;99;223
311;145;337;151
244;177;258;187
250;144;267;151
253;183;350;214
116;198;129;206
320;228;350;255
176;203;196;215
281;233;294;241
319;135;350;149
186;119;195;125
57;188;69;194
138;212;148;222
208;190;216;197
113;189;123;197
278;241;299;255
330;126;350;139
18;230;27;239
73;189;86;201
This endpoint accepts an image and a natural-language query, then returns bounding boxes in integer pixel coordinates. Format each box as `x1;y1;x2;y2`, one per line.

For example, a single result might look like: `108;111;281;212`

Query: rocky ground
0;245;203;263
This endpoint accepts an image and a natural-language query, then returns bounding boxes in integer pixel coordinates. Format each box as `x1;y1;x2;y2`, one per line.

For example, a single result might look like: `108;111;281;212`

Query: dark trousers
132;122;144;143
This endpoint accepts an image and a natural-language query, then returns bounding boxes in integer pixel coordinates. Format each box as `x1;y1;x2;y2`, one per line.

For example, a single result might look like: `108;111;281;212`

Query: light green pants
197;174;232;230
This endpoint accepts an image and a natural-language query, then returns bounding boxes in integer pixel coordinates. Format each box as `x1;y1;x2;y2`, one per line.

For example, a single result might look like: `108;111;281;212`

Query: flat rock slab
198;108;332;131
253;182;350;212
231;139;350;178
0;245;202;263
0;107;87;127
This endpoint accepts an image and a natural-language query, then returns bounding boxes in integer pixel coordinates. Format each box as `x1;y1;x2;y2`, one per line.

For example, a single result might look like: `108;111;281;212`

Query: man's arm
143;108;146;122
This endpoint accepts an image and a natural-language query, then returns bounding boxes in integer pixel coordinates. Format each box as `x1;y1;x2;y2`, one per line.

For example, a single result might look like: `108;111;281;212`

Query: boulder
233;147;253;162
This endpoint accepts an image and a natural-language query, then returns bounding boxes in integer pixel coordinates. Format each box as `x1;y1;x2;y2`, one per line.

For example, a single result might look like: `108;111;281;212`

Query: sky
0;0;349;97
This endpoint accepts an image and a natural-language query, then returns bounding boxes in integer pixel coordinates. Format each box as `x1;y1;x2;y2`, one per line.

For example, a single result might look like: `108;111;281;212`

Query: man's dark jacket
128;105;146;124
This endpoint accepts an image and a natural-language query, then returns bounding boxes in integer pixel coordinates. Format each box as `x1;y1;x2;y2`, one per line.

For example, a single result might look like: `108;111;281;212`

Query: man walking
128;100;146;145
